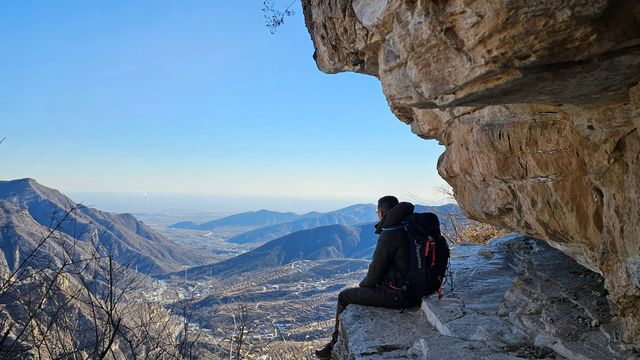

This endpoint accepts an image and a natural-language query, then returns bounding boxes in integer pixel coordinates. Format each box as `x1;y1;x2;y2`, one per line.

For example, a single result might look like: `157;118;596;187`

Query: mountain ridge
169;209;309;230
227;203;460;245
226;204;378;245
0;178;211;274
172;222;379;279
170;202;462;279
168;204;376;232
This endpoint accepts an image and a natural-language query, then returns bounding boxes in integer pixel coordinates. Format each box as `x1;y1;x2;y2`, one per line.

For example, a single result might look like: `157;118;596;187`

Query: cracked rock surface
302;0;640;346
423;235;637;360
334;235;638;359
334;305;527;360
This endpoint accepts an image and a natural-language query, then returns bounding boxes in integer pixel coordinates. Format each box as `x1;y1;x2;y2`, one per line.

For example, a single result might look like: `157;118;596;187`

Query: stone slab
422;235;638;360
334;305;527;360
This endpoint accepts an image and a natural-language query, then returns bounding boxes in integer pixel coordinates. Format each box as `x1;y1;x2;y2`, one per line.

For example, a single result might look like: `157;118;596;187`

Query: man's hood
375;202;414;234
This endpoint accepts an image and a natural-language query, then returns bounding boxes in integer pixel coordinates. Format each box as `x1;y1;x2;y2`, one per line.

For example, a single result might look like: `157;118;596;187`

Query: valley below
140;215;374;358
149;259;368;358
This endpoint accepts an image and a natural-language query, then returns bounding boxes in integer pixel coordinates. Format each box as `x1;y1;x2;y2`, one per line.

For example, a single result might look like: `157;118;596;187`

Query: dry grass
427;186;509;244
437;208;509;244
451;218;509;244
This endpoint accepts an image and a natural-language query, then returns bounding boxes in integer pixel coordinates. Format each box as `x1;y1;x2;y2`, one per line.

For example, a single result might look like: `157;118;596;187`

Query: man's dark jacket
359;202;414;288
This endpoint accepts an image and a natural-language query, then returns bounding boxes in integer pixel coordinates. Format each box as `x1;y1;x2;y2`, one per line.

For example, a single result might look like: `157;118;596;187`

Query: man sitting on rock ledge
315;196;421;360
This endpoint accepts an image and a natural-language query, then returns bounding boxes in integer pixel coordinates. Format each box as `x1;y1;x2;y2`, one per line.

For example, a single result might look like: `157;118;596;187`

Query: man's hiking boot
314;342;333;360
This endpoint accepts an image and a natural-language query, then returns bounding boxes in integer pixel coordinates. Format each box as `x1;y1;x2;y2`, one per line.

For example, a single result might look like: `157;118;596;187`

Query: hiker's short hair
377;196;399;215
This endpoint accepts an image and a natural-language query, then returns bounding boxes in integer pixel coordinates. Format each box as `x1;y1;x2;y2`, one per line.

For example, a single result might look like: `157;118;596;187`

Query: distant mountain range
223;203;461;246
173;223;379;279
169;209;318;230
413;203;459;215
168;204;376;233
171;203;463;279
226;204;378;245
0;178;211;274
168;203;462;249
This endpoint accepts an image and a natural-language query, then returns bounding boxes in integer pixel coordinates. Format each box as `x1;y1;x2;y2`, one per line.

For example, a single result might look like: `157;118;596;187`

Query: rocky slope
0;179;191;358
0;178;210;274
301;0;640;347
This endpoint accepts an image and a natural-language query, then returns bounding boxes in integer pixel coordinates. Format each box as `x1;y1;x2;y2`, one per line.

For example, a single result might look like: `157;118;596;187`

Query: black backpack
402;212;450;299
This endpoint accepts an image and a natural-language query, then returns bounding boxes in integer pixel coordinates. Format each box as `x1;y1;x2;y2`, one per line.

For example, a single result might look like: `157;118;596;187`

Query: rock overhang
301;0;640;348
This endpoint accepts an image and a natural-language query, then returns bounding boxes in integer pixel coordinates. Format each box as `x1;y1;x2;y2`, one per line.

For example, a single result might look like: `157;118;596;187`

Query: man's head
377;195;399;220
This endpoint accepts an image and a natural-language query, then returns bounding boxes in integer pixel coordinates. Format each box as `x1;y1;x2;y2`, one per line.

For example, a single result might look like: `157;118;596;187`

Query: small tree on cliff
262;0;296;33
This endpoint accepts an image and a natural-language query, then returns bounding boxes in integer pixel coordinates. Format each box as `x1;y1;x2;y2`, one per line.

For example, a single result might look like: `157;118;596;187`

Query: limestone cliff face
301;0;640;347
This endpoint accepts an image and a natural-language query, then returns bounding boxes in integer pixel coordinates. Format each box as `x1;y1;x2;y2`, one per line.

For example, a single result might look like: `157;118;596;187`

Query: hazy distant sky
1;1;449;212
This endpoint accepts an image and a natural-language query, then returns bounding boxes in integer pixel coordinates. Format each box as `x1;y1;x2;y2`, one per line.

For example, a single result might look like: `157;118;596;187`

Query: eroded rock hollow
301;0;640;347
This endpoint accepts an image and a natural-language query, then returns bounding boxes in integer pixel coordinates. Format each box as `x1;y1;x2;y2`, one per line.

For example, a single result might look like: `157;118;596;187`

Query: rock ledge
334;235;638;360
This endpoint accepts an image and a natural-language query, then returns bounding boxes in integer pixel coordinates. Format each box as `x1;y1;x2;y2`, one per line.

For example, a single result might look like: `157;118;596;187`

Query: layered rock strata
302;0;640;346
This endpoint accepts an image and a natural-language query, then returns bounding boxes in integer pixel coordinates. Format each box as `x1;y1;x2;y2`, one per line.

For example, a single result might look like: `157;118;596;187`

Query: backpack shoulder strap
381;224;404;231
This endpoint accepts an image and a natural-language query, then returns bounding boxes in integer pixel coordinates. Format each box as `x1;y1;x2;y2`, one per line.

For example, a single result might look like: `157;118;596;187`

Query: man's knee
338;287;362;308
337;288;351;307
339;286;406;310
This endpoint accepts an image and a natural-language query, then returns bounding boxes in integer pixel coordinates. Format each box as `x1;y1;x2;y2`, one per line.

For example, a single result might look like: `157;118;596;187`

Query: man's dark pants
330;286;418;344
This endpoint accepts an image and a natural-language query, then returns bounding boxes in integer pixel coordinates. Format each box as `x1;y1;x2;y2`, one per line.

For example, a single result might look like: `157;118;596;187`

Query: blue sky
0;1;448;212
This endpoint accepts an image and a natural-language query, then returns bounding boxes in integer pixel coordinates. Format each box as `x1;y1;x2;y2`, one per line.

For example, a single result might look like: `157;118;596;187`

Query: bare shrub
0;205;197;359
411;187;509;244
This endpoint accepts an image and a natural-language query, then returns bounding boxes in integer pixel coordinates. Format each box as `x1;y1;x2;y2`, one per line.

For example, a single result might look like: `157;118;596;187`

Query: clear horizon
66;190;453;215
1;1;449;208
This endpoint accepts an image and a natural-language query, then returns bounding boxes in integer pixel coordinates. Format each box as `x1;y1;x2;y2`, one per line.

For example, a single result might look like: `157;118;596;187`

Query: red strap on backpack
426;236;444;299
425;238;431;257
431;242;437;267
426;236;436;267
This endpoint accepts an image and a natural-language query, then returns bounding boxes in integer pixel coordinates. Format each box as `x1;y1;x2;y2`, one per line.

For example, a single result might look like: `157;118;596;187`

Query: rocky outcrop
334;305;529;360
302;0;640;346
335;235;637;359
424;235;636;359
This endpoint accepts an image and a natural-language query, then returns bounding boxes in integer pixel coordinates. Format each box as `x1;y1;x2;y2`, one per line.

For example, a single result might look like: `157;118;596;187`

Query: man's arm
359;235;393;288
